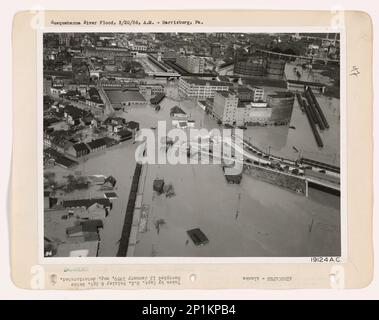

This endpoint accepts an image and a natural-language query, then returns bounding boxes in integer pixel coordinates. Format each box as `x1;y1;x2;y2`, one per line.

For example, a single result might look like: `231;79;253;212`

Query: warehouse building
176;55;205;73
179;77;232;99
267;92;295;125
103;89;147;110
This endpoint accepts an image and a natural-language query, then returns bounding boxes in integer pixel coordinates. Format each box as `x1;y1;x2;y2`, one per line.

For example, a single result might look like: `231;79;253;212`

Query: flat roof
216;90;236;98
56;240;99;257
104;89;146;104
287;79;326;87
181;77;232;87
62;198;111;209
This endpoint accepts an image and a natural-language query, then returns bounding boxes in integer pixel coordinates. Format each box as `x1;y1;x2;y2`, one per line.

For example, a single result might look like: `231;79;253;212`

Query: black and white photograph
42;32;341;259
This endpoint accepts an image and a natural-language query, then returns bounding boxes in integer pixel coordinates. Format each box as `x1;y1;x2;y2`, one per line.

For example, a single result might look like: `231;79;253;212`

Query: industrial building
210;89;293;126
103;89;147;110
179;77;232;99
232;86;265;102
212;91;239;125
233;53;286;79
176;55;205;73
244;102;272;125
83;46;134;60
266;92;295;125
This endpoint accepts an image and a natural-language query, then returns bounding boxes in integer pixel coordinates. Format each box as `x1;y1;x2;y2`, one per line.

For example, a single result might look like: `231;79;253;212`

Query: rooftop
170;106;186;115
104;89;146;104
287;79;326;87
126;120;140;130
181;77;232;87
62;198;111;209
73;143;90;153
104;192;118;199
87;138;108;150
267;92;295;99
216;90;237;98
116;129;132;137
56;240;99;257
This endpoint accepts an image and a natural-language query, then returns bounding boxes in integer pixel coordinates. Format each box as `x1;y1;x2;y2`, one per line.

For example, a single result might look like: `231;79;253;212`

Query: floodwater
116;89;341;257
243;94;340;165
134;163;340;257
46;143;138;257
44;68;341;257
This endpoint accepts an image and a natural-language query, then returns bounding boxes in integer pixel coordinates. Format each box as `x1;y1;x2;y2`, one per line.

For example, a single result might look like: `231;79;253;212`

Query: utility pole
235;192;241;222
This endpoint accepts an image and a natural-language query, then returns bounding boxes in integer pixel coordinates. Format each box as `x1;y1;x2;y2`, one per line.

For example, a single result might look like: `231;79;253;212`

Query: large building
212;91;274;126
234;55;266;77
179;77;232;99
265;58;287;79
244;102;272;125
208;89;294;126
212;90;272;126
103;89;147;110
129;43;148;52
234;53;286;79
83;47;134;61
233;86;265;102
212;91;239;125
138;84;165;96
176;55;205;73
267;92;295;125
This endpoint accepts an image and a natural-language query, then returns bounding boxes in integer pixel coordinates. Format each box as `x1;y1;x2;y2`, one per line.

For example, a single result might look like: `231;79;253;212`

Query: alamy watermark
135;121;244;174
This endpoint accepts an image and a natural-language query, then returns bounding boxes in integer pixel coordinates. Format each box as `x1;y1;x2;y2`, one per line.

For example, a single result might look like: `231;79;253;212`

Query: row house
66;142;90;158
87;138;108;153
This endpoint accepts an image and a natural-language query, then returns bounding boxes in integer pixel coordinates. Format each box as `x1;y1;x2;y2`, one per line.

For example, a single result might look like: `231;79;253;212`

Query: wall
244;164;306;195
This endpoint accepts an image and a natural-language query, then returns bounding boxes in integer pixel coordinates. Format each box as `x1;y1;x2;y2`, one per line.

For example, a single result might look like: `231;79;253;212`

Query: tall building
212;91;273;126
212;91;239;125
207;88;294;126
179;78;231;99
267;92;295;125
176;55;205;73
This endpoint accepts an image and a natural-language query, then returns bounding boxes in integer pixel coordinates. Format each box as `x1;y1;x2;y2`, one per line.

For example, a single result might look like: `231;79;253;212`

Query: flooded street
46;143;138;257
93;86;341;257
134;163;340;257
242;63;340;166
44;66;341;258
243;94;340;165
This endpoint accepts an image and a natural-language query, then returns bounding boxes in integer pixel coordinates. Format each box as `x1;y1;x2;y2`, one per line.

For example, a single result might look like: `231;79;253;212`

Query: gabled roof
62;198;111;209
104;192;118;199
87;138;107;149
126;121;139;130
64;105;86;119
73;142;90;153
81;220;103;229
170;106;186;115
105;175;117;185
116;129;132;137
